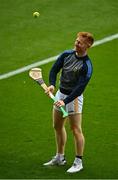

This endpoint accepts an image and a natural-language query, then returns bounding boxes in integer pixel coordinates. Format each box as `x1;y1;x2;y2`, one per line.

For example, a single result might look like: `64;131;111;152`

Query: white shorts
54;90;83;115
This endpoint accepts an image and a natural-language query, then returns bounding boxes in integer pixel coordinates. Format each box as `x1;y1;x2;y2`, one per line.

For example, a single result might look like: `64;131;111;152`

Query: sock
56;153;65;160
76;155;82;160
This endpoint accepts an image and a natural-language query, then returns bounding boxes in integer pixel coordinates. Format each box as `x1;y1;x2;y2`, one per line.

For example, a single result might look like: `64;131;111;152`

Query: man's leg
67;113;84;173
53;108;67;155
69;113;85;156
43;108;67;166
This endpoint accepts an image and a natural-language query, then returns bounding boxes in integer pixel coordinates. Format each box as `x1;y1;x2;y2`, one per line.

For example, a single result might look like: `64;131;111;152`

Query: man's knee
53;123;59;130
70;125;82;136
53;122;64;132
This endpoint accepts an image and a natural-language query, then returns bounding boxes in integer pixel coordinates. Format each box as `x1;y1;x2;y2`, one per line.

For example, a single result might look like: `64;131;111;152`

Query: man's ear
87;43;92;48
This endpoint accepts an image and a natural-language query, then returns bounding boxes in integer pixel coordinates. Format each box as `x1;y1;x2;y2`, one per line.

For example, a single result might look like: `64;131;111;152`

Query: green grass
0;0;118;73
0;0;118;179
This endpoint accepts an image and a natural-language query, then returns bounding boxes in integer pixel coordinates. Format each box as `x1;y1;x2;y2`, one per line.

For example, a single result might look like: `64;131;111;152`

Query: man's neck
76;51;87;57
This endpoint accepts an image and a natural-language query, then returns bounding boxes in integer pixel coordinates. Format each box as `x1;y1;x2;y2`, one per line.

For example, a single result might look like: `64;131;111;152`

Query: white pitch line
0;33;118;80
93;33;118;47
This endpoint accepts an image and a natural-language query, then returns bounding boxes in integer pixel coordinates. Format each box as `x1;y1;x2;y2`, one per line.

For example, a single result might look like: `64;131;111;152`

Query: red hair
77;32;94;47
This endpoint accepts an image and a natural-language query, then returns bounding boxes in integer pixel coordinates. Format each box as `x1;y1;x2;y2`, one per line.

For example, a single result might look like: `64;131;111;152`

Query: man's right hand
45;85;55;97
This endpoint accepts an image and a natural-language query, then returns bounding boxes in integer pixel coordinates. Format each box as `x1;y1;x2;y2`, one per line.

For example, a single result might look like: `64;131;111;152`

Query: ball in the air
33;12;40;18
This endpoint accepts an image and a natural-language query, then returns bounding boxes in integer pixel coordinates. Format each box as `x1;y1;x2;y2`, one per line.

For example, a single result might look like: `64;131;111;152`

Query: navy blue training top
49;50;93;105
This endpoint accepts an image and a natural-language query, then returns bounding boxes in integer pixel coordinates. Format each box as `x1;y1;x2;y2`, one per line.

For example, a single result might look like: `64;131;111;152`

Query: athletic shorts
54;90;83;115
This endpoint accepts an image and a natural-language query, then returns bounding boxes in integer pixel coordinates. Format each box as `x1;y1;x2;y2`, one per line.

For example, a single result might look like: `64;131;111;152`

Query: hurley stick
29;68;68;118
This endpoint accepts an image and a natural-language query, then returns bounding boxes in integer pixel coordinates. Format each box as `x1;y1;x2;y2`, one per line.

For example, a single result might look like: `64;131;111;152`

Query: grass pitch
0;0;118;179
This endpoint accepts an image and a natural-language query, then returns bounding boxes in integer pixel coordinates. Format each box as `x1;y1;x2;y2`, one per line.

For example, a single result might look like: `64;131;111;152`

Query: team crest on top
73;67;78;72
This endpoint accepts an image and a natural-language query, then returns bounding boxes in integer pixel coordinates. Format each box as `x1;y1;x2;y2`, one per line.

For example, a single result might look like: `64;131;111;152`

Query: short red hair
77;32;94;47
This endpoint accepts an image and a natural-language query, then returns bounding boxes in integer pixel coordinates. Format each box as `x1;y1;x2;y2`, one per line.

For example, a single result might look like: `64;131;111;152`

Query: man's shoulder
63;49;75;55
58;49;75;60
60;49;75;57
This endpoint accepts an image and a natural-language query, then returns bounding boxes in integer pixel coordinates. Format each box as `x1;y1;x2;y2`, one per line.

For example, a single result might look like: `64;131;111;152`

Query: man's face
74;36;88;53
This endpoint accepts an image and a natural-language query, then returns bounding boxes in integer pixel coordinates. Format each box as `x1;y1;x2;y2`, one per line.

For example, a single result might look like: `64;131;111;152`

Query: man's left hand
54;100;65;107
